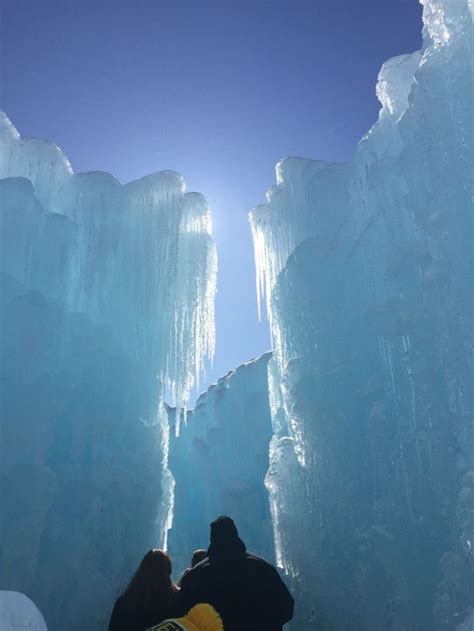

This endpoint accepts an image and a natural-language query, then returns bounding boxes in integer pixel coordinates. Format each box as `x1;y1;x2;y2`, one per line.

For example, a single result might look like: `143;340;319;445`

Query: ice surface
0;114;216;408
250;0;473;628
167;353;274;576
0;592;48;631
2;0;472;628
0;115;216;630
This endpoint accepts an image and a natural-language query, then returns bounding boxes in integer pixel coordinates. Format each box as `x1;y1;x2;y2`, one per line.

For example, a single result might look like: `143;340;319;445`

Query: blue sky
1;0;422;400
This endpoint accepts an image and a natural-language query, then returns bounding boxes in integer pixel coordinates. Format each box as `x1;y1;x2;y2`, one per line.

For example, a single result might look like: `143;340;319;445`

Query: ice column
0;114;216;631
250;0;473;628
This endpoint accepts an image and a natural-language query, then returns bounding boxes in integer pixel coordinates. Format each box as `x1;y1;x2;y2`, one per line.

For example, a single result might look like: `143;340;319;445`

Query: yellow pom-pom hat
147;603;224;631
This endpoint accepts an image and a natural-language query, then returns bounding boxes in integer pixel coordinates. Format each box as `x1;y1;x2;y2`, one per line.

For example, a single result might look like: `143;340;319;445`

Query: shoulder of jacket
182;560;211;582
245;553;274;568
112;594;129;613
115;594;127;605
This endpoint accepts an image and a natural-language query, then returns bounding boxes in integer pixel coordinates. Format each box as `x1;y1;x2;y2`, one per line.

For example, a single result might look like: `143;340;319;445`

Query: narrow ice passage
174;1;474;628
1;0;473;630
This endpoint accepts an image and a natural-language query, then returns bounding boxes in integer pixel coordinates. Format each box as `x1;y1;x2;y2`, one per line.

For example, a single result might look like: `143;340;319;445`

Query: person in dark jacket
108;549;181;631
178;549;209;587
190;549;208;568
179;516;294;631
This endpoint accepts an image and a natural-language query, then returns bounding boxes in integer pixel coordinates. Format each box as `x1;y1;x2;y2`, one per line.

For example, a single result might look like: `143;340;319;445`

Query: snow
0;592;47;631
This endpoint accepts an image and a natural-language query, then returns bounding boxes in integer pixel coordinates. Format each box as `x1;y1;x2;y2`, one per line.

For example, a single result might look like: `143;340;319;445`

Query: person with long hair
108;549;181;631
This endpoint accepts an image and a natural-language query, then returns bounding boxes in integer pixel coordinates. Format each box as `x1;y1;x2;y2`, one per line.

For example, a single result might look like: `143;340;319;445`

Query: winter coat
179;539;294;631
108;593;182;631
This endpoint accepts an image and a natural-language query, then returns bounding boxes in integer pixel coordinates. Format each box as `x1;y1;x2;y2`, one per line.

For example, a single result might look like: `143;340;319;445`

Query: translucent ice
0;115;216;630
250;0;473;628
168;353;275;576
2;0;472;629
0;113;216;407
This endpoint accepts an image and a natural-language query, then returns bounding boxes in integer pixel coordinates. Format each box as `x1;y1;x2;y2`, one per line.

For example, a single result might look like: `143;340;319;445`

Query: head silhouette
123;549;177;609
191;549;207;567
210;516;239;544
208;516;246;561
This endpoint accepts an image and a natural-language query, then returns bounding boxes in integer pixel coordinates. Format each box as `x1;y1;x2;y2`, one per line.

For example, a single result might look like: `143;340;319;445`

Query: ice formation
0;592;48;631
168;353;274;576
0;114;216;630
250;0;473;628
2;0;473;629
0;113;216;409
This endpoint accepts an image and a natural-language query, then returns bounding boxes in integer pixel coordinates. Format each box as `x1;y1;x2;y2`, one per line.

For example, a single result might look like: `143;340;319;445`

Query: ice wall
0;114;216;630
0;592;48;631
250;0;473;628
0;113;216;409
167;352;275;577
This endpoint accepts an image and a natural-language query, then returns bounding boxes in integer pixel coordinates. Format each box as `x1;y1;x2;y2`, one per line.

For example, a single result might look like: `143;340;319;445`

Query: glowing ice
0;114;216;630
168;353;275;576
250;0;473;627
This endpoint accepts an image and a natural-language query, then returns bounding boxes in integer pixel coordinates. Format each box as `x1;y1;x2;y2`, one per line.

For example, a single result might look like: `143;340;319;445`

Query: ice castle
1;0;472;629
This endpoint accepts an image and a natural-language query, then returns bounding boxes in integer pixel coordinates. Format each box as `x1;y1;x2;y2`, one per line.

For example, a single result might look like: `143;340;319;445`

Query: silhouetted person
191;549;208;567
108;549;181;631
179;516;294;630
178;548;209;587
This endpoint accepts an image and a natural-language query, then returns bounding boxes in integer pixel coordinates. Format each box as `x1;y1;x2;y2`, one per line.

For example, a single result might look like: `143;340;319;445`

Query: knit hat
147;604;223;631
207;516;246;561
210;516;239;545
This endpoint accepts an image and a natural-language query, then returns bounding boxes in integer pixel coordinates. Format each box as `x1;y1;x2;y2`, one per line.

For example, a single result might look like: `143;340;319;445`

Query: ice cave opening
1;1;473;630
